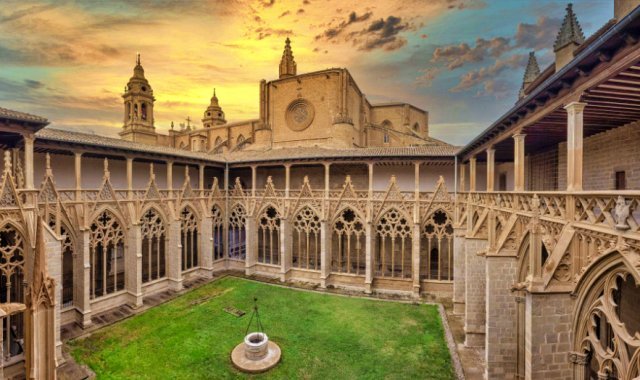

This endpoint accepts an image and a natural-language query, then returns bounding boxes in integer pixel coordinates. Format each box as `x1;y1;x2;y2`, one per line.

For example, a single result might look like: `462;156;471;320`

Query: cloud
450;53;526;93
416;68;440;87
254;27;293;40
315;11;373;41
514;16;562;50
431;37;510;70
24;79;45;89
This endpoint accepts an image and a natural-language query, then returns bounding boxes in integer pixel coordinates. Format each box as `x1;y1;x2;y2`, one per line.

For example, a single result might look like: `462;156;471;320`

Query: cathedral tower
120;54;157;144
279;37;297;78
202;89;226;128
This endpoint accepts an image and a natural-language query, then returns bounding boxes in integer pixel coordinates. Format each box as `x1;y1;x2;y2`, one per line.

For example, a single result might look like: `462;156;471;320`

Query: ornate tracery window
375;208;412;278
212;205;224;261
292;206;321;270
0;224;25;360
90;210;125;299
257;206;280;265
180;207;199;271
331;208;365;275
575;267;640;380
60;224;74;307
141;209;166;283
420;210;454;281
229;204;246;260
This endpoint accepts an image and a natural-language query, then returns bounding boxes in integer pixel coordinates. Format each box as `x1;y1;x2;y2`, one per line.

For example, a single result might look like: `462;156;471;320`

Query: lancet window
420;210;454;281
0;224;25;361
229;204;246;260
141;208;166;283
90;210;125;299
212;205;224;261
181;207;199;271
257;206;280;265
375;208;412;279
331;208;365;275
292;206;321;270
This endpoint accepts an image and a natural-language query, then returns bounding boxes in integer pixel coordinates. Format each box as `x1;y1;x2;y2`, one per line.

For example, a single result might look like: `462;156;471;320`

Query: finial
303;175;309;184
136;52;141;65
171;121;174;130
286;37;290;44
213;88;216;97
103;158;110;179
45;153;52;176
3;150;11;175
149;163;155;181
266;176;273;185
390;175;397;184
185;165;190;180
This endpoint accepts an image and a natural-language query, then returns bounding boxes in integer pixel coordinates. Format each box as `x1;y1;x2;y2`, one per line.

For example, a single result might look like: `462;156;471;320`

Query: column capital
486;147;495;155
469;156;477;162
564;101;587;112
323;162;331;169
283;163;292;169
512;133;526;140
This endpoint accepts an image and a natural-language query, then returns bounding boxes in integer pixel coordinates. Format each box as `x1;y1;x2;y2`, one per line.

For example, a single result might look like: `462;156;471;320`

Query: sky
0;0;613;146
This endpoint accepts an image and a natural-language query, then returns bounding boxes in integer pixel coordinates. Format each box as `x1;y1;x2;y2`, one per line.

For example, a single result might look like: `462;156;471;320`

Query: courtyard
68;277;454;379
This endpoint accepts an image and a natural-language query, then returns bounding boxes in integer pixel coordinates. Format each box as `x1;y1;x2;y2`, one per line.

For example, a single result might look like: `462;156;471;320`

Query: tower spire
136;52;141;65
519;51;541;99
279;37;297;79
554;3;585;52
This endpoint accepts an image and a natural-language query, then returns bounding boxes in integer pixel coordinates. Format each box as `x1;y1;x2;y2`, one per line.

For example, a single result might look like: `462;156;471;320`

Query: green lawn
69;277;454;380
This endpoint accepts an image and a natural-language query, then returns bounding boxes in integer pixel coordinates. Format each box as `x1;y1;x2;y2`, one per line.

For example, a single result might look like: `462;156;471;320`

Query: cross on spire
136;52;141;65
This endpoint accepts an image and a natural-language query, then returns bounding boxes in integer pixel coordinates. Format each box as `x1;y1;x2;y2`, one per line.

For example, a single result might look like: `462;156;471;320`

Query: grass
69;277;454;380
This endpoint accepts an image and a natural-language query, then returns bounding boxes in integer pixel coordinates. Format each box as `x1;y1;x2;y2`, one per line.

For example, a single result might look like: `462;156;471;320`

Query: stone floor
445;307;486;380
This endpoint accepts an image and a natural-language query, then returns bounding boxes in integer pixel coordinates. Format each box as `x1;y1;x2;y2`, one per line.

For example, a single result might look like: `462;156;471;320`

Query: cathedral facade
2;1;640;379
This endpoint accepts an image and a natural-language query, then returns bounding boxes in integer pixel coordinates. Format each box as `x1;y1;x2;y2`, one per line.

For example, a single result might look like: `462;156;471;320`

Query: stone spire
554;4;585;52
519;51;541;99
279;37;297;79
202;88;226;127
121;53;157;144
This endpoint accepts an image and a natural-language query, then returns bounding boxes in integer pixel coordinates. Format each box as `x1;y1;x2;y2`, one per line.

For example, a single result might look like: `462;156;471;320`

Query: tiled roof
0;107;49;125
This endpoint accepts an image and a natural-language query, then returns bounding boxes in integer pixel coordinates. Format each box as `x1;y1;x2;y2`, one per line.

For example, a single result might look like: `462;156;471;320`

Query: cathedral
1;1;640;379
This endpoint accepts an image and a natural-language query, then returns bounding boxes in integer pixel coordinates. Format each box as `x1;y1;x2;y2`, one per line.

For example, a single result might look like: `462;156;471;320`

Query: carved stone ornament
614;195;630;231
285;98;314;131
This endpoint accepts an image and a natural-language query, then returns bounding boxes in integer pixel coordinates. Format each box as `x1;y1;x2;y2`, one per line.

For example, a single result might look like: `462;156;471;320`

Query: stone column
126;157;134;199
513;134;526;191
223;166;230;269
452;227;466;314
245;218;257;275
565;102;587;191
469;157;477;192
320;220;330;288
464;238;488;347
76;230;92;328
324;163;331;197
166;161;173;191
284;164;291;198
251;165;257;198
486;147;495;192
569;352;588;380
200;216;213;276
125;224;143;308
74;152;82;200
364;222;374;294
23;134;34;190
199;164;205;191
459;163;466;192
412;162;421;296
166;218;183;291
279;218;292;282
485;254;518;379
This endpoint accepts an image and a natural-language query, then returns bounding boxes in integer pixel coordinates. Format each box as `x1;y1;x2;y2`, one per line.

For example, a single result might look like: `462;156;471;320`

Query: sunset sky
0;0;612;145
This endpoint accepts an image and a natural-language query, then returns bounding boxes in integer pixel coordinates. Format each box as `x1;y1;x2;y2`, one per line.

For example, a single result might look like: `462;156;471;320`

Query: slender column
279;218;292;282
126;224;143;308
486;148;495;192
368;163;374;198
565;102;587;191
166;161;174;191
324;163;331;197
200;215;213;275
412;162;421;296
251;166;257;198
459;163;466;192
469;157;477;192
364;222;374;294
569;352;588;380
199;164;205;191
23;134;34;190
320;221;330;288
74;152;82;200
513;134;526;191
223;166;230;268
126;157;134;199
77;230;92;327
166;218;183;291
245;218;257;275
284;164;291;198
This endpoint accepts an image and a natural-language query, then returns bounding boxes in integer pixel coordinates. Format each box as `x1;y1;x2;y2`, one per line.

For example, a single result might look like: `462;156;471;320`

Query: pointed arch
420;208;454;281
0;221;26;359
211;204;224;261
292;205;321;271
331;207;365;275
257;205;280;265
45;214;76;308
89;209;126;299
228;203;247;260
180;206;199;271
375;207;412;279
140;207;167;283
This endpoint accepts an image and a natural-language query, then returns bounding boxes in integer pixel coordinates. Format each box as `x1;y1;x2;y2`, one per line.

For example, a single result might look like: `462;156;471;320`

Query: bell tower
120;53;157;144
202;89;226;128
279;38;297;79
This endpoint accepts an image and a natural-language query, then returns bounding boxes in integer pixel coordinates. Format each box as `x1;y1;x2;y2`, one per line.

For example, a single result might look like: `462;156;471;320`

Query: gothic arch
571;250;640;379
140;207;167;283
46;213;76;308
375;207;412;278
228;203;247;260
420;208;454;281
211;203;224;261
0;221;26;360
331;207;365;275
256;204;281;265
332;204;366;224
89;205;127;234
89;209;126;299
292;205;321;271
180;206;199;271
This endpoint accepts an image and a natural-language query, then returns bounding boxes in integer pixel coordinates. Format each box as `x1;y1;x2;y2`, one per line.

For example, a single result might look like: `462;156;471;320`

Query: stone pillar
23;134;34;190
126;224;143;308
284;164;291;198
324;163;331;197
459;163;466;192
166;218;183;291
245;218;257;275
279;218;292;282
200;216;213;276
469;157;477;192
452;227;466;314
126;157;134;199
412;162;421;296
569;352;588;380
251;165;257;198
485;254;518;379
464;238;488;347
513;134;526;191
525;292;574;379
223;166;230;269
74;152;82;200
320;220;330;288
76;230;92;328
364;222;374;294
199;164;205;191
565;102;586;191
486;147;495;192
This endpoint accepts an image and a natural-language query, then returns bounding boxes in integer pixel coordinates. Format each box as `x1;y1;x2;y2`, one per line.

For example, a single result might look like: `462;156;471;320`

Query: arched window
383;132;390;144
292;206;321;270
126;102;131;120
413;122;420;132
134;103;138;120
237;134;246;147
257;206;280;265
0;224;25;359
420;210;454;280
60;224;74;307
213;137;223;154
180;207;199;271
90;211;125;299
212;205;224;261
141;209;166;283
229;204;246;260
141;103;147;120
375;208;412;278
331;208;365;275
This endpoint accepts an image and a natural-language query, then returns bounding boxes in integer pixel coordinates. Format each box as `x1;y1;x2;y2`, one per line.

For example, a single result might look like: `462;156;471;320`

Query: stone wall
452;229;466;314
464;238;488;347
527;147;558;191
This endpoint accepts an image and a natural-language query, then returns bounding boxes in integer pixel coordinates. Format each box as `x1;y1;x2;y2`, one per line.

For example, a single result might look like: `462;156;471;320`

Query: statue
615;196;630;231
